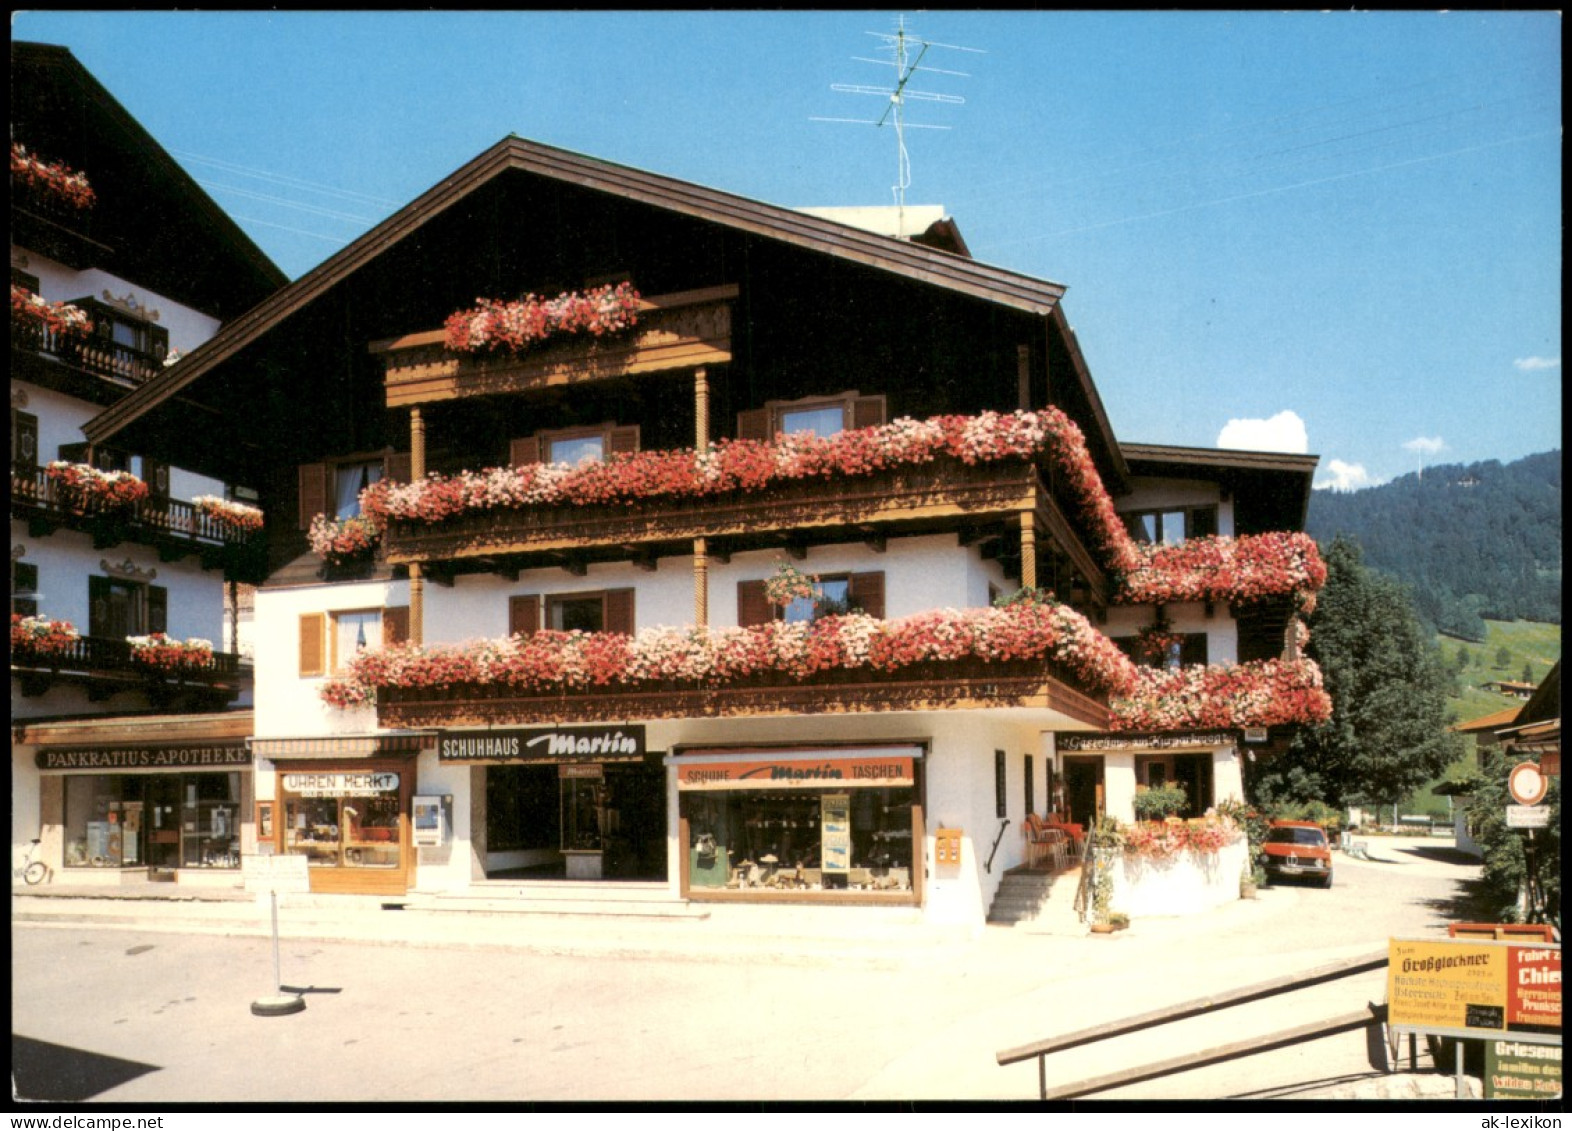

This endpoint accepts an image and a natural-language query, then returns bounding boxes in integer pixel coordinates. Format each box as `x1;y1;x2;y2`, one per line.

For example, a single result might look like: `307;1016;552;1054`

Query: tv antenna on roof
811;15;982;238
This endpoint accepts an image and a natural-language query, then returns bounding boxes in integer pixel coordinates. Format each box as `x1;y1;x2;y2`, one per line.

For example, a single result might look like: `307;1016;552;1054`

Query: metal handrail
10;468;256;547
984;817;1010;874
11;633;244;680
997;950;1390;1099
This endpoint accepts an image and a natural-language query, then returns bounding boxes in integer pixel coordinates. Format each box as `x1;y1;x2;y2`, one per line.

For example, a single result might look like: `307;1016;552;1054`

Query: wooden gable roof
85;135;1119;483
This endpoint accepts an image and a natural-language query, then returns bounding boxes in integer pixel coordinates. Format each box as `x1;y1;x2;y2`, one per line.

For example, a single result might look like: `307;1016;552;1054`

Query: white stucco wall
17;248;222;356
1117;476;1233;536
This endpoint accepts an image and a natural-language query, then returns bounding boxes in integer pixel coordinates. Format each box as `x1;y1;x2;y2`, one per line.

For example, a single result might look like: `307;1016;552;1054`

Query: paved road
11;835;1488;1104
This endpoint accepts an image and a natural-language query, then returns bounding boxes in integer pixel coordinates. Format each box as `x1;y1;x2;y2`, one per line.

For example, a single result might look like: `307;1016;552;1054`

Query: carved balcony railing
381;458;1109;604
369;285;738;409
375;656;1111;731
11;321;165;389
12;634;247;707
11;467;261;567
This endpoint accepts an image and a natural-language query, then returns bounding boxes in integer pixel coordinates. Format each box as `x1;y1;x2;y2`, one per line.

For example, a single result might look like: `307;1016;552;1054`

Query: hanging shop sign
677;755;915;790
1057;732;1234;753
1388;938;1561;1039
438;725;645;764
37;743;251;771
281;771;401;798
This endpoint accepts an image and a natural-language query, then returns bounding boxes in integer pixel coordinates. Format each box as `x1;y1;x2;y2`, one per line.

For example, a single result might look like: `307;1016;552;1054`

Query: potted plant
1240;862;1258;900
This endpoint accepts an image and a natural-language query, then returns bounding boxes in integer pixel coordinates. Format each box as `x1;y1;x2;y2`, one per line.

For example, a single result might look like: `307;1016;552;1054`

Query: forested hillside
1305;450;1561;641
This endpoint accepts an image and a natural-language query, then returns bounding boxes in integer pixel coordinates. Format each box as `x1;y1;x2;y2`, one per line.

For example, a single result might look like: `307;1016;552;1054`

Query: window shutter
298;463;329;530
385;451;413;484
851;395;887;431
11;411;38;469
382;605;409;646
299;612;326;677
607;425;640;456
1181;633;1208;667
848;571;885;619
737;579;773;628
149;324;170;362
141;459;170;501
88;575;111;637
735;408;770;442
509;436;542;467
604;588;636;635
148;586;168;635
509;594;540;638
1190;506;1218;540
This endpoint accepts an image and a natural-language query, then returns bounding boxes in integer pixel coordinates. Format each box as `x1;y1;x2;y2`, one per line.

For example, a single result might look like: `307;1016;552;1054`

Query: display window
280;770;403;869
62;772;242;870
675;748;922;901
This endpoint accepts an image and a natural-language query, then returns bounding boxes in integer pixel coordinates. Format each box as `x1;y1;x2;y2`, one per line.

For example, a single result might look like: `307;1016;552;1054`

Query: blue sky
14;10;1561;489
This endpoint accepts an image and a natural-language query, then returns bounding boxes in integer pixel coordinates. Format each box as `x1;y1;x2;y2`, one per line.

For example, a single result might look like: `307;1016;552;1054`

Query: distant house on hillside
1482;680;1536;700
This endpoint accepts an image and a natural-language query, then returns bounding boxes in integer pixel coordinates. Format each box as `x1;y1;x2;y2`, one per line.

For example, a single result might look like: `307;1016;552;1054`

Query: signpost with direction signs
1505;760;1554;922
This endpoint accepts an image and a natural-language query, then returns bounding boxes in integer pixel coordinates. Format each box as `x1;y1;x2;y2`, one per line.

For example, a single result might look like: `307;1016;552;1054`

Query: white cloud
1514;356;1561;372
1314;459;1377;493
1216;410;1309;454
1402;436;1445;455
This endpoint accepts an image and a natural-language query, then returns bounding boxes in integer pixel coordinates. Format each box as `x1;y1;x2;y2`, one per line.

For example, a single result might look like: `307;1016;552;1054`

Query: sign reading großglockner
437;725;646;763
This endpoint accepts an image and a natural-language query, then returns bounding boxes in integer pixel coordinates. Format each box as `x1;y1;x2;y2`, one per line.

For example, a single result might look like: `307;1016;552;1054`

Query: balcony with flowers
12;284;174;392
324;597;1132;729
11;462;265;576
12;614;246;708
11;143;102;262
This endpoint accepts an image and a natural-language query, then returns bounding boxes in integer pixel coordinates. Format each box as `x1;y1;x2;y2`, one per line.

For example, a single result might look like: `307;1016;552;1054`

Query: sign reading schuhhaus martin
438;725;646;764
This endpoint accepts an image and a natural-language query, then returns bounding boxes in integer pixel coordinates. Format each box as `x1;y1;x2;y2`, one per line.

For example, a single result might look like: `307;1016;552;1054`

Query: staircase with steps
986;865;1086;933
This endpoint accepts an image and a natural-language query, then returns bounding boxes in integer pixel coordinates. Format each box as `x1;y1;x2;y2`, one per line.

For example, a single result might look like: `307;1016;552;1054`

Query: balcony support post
693;537;709;629
1017;344;1032;411
409;406;426;645
1020;511;1038;591
694;366;709;453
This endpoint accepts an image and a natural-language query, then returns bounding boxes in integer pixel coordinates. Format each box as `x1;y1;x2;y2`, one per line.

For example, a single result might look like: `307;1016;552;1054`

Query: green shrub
1132;784;1188;820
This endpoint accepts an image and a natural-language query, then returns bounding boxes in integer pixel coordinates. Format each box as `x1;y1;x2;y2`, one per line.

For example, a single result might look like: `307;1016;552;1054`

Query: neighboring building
1482;680;1537;700
79;135;1327;924
1445;662;1561;855
11;43;285;883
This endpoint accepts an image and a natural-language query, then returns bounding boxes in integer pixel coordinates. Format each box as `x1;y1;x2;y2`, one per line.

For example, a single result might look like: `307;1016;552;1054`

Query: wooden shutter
1181;633;1208;667
141;459;170;501
509;595;540;638
848;571;885;619
607;425;640;456
88;575;111;637
851;394;887;431
299;612;326;676
604;588;636;635
735;408;770;442
147;586;168;635
509;436;542;467
382;605;409;646
385;451;413;484
149;323;170;361
298;462;329;530
737;579;773;628
11;411;38;469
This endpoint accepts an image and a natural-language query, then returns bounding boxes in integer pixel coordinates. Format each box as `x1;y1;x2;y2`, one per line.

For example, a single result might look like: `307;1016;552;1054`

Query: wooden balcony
11;321;164;390
369;285;737;409
11;467;262;575
383;458;1110;605
12;634;247;709
376;656;1111;731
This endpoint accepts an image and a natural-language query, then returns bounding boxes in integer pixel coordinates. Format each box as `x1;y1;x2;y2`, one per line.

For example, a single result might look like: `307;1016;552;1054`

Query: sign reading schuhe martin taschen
437;725;646;764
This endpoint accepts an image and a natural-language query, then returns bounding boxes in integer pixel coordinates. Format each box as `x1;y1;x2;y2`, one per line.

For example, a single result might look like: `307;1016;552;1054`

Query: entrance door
145;776;181;871
1062;757;1103;827
1173;754;1212;819
602;761;667;880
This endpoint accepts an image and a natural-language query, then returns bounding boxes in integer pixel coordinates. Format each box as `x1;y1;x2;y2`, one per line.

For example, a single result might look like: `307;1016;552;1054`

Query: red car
1261;820;1334;888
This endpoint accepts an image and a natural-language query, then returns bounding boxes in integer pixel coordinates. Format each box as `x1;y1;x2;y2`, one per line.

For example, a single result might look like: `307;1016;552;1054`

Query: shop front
671;744;925;905
1056;731;1242;822
252;733;431;896
32;740;251;882
441;724;666;882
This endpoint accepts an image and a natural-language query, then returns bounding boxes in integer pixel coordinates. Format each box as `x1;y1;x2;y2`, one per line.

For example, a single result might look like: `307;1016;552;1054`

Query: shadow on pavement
1394;844;1484;867
1417;875;1502;927
11;1035;160;1102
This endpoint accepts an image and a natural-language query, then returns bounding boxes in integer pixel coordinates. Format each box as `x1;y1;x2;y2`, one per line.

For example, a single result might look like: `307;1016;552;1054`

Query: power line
169;146;403;208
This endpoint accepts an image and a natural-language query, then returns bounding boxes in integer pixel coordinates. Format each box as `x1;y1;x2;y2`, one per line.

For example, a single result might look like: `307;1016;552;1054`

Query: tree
1454;645;1472;674
1522;662;1535;686
1495;646;1513;670
1249;536;1462;811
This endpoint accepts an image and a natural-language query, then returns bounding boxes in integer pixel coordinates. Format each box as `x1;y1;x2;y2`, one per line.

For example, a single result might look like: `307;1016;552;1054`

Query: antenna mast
812;15;982;238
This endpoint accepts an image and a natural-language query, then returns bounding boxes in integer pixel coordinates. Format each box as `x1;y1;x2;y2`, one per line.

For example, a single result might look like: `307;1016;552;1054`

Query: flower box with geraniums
1100;812;1251;917
12;284;93;341
11;144;96;211
11;614;80;660
193;495;264;538
127;634;214;673
43;461;149;513
308;513;381;567
443;283;641;355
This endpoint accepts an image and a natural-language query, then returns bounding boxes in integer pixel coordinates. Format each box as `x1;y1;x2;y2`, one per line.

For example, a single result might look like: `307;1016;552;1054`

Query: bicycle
14;839;50;885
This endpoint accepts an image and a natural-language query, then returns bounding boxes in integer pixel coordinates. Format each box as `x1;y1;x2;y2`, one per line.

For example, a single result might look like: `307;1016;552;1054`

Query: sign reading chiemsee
438;726;645;763
1388;938;1561;1038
